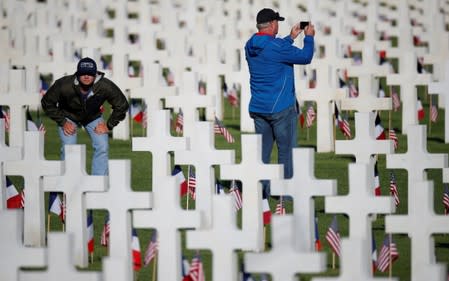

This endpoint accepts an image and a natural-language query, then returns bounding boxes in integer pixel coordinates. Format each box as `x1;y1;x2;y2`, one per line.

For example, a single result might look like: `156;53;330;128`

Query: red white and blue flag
87;210;94;254
376;235;399;272
132;228;142;271
5;176;24;209
48;192;64;223
325;215;341;257
144;230;158;266
172;165;188;197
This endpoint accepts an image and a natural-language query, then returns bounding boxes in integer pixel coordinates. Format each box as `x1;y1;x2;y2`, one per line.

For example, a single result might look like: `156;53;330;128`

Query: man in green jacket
41;57;129;175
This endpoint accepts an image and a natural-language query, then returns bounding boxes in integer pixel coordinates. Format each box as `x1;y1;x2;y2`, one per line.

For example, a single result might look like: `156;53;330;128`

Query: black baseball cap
256;8;285;24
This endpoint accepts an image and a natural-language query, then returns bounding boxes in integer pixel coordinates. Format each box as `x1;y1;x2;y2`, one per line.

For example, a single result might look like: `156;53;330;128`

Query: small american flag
175;109;183;134
391;91;400;111
389;129;398;150
430;96;438;123
376;235;399;272
214;116;235;143
100;215;110;246
306;105;316;128
229;180;242;211
325;215;341;257
348;81;359;98
188;168;196;200
275;197;286;215
227;84;239;107
443;184;449;215
188;253;205;281
144;230;158;266
389;172;400;206
334;103;351;138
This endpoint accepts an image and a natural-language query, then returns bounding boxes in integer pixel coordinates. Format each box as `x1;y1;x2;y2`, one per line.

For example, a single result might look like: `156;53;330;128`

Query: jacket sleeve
276;35;315;65
40;79;67;127
103;79;129;130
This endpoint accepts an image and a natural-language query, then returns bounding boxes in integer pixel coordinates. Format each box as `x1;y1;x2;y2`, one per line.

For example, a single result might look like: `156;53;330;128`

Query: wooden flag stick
332;252;336;269
47;214;51;232
428;93;432;135
186;165;190;210
90;252;93;264
388;233;393;278
151;254;157;281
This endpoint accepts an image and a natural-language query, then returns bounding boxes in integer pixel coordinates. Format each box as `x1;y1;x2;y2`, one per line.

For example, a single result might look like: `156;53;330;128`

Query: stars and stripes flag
175;109;184;134
391;91;401;111
389;172;400;206
373;157;382;196
226;84;239;107
132;228;142;271
374;112;386;140
275;197;286;215
48;192;64;223
172;165;188;197
188;168;196;200
314;217;322;251
298;105;305;128
214;116;235;143
389;129;398;150
334;102;351;138
0;105;10;132
5;176;24;209
262;198;271;225
188;252;205;281
348;81;359;98
144;230;158;266
376;235;399;272
443;184;449;215
417;97;425;121
430;95;438;123
87;210;94;254
100;214;110;246
325;215;341;257
229;180;242;211
306;104;316;128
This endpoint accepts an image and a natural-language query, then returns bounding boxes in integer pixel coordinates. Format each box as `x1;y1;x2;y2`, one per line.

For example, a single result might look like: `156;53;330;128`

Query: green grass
11;88;449;280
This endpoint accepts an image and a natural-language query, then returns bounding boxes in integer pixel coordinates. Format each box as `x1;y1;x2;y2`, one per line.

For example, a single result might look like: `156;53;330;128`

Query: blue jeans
250;105;298;198
58;117;109;175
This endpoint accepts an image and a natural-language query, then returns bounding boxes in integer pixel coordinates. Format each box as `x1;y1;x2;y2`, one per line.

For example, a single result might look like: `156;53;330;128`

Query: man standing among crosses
245;8;315;197
41;57;129;175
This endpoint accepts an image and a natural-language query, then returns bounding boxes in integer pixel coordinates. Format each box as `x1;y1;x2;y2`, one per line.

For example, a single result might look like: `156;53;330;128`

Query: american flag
430;95;438;123
0;106;10;132
227;84;239;107
306;105;316;128
389;129;398;150
275;197;286;215
100;215;110;246
214;116;235;143
376;235;399;272
188;253;205;281
229;180;242;211
325;215;341;257
144;231;158;266
389;172;400;206
443;184;449;215
175;109;184;134
188;168;196;200
348;81;359;98
334;103;351;138
391;91;401;111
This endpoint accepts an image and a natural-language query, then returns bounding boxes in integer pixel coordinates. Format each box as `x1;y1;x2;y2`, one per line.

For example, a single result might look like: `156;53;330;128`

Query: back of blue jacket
245;33;314;113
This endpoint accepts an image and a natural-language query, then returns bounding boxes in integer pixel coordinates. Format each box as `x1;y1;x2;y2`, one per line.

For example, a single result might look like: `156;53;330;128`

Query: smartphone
300;21;309;29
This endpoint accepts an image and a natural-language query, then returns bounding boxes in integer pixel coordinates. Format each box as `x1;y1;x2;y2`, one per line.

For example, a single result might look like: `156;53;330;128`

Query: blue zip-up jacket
245;33;314;113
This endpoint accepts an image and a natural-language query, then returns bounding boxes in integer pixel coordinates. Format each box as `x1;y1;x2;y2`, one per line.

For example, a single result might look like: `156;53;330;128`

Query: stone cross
298;62;346;152
270;148;337;252
386;51;431;134
19;233;101;281
3;131;62;246
42;145;107;267
244;215;326;280
175;121;234;228
164;71;215;139
186;194;253;281
428;59;449;143
129;60;176;113
0;210;45;281
386;125;448;183
325;161;394;238
313;237;395;281
0;69;41;147
335;112;393;163
220;134;283;251
133;176;201;281
85;160;151;265
385;181;449;281
341;74;392;113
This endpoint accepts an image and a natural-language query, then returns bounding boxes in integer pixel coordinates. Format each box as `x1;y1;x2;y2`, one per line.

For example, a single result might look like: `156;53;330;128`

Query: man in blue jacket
245;8;315;198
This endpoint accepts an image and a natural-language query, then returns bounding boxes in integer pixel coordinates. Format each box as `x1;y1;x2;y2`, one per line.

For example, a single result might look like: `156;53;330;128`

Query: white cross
4;131;62;246
42;145;107;267
270;148;336;251
428;59;449;143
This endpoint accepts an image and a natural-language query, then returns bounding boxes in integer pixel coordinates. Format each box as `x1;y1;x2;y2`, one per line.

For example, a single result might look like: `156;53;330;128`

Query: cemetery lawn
19;91;449;280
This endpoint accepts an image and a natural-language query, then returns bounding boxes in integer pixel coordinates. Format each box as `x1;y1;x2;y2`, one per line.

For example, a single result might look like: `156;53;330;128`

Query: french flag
417;98;425;121
132;228;142;271
87;210;94;254
130;101;143;123
5;176;23;209
48;192;64;222
262;198;271;225
172;165;188;197
374;112;386;140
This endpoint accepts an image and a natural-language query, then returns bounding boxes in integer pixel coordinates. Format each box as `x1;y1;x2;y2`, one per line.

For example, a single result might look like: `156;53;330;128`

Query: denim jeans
58;117;109;175
250;105;298;198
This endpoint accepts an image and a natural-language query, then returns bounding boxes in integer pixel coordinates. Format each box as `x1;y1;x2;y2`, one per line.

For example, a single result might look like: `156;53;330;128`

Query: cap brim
278;16;285;21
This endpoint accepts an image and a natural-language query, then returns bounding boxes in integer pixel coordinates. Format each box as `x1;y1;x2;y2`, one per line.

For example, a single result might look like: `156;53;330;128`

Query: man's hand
304;24;315;37
94;121;109;134
290;23;301;40
62;120;77;136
